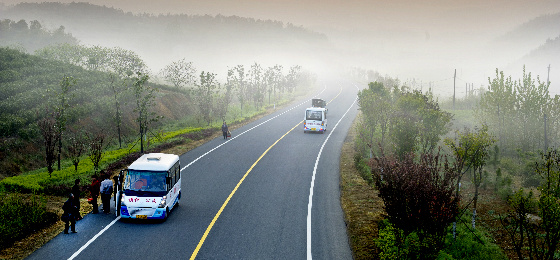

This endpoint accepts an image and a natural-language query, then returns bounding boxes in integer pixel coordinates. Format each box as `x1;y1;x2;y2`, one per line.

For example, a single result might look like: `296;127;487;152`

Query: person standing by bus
221;121;229;140
100;173;113;214
62;193;77;234
71;179;83;220
90;175;101;214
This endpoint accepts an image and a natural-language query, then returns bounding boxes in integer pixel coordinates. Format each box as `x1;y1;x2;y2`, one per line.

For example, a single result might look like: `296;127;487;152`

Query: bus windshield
124;170;167;192
306;110;323;121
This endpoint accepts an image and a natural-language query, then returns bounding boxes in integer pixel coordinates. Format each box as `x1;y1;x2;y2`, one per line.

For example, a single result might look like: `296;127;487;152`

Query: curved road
27;77;360;260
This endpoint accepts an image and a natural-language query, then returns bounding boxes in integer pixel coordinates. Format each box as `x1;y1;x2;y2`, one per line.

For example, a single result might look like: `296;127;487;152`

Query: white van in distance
304;107;328;134
117;153;181;221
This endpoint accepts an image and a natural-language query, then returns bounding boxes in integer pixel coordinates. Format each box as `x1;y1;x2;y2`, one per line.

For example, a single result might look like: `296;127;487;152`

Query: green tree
390;90;430;159
35;43;84;67
228;65;247;115
84;45;111;71
109;74;125;148
131;72;159;153
285;65;301;93
501;150;560;260
477;67;555;155
53;76;76;170
264;64;283;105
357;81;393;156
107;47;147;77
195;71;219;126
248;63;264;109
445;125;495;230
160;58;197;89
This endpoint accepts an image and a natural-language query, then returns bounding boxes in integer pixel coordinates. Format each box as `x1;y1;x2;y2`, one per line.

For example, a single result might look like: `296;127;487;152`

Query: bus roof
128;153;180;171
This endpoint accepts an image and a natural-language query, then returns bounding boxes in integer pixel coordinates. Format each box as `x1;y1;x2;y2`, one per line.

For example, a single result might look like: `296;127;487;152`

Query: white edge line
68;216;121;260
67;87;327;259
180;86;327;172
306;84;358;260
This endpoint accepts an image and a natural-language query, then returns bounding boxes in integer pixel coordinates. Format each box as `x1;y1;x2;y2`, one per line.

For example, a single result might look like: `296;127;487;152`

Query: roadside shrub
444;215;508;260
523;174;541;188
0;193;58;250
493;168;514;200
372;150;459;257
353;153;372;184
499;157;522;176
376;216;508;260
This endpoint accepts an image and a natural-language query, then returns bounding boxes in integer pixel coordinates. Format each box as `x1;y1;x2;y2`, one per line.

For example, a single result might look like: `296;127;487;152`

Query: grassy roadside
0;97;304;260
339;116;384;259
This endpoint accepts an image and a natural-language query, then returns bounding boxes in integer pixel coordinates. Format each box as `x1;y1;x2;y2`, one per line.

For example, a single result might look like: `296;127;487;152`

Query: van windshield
124;170;167;192
306;110;323;121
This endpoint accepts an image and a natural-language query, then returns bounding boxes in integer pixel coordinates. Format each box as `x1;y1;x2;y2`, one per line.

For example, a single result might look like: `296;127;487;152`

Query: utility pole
545;64;551;152
453;69;456;110
545;113;548;152
547;64;551;86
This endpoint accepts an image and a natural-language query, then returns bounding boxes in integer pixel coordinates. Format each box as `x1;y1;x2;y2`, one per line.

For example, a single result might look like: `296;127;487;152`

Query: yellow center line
328;87;342;105
190;86;343;259
190;120;303;260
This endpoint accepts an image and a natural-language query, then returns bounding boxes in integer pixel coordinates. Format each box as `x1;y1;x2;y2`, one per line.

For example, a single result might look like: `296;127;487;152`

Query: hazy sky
2;0;559;95
2;0;557;34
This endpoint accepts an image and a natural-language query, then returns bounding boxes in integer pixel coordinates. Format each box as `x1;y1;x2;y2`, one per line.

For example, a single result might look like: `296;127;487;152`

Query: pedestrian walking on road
71;179;83;220
100;173;113;214
90;175;100;214
222;121;229;140
62;193;77;234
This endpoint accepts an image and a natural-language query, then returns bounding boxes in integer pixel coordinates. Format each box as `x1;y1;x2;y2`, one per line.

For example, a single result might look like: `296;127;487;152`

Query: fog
2;0;559;97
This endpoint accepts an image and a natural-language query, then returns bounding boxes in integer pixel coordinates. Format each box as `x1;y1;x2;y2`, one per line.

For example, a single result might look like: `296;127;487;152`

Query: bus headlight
159;196;167;208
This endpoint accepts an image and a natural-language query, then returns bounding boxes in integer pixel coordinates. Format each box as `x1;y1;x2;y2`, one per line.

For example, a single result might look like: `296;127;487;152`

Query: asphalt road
27;78;361;260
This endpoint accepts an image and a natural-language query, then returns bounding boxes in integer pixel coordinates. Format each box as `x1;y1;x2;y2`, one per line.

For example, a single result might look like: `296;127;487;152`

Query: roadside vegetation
0;41;314;255
347;67;560;259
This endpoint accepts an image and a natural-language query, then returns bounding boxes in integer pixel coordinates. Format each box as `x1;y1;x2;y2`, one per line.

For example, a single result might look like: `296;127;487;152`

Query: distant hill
1;2;331;72
0;18;78;53
495;12;560;54
489;13;560;92
0;47;192;177
506;35;560;89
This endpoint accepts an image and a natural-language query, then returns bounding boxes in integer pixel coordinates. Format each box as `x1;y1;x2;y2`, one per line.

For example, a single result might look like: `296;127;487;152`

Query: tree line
477;67;560;156
355;68;560;259
4;2;328;50
0;18;77;53
0;45;309;180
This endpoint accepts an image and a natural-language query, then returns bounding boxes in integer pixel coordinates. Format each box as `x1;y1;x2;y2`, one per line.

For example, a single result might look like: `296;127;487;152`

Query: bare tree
54;75;75;171
37;111;59;177
87;132;105;172
67;130;86;172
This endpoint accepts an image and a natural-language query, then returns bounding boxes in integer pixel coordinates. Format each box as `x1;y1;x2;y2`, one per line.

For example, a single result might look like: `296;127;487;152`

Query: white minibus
116;153;181;220
304;107;328;134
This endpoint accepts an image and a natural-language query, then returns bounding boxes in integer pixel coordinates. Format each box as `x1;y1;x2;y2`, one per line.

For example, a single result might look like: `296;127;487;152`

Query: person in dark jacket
62;193;77;234
71;179;82;220
90;175;101;214
221;121;229;140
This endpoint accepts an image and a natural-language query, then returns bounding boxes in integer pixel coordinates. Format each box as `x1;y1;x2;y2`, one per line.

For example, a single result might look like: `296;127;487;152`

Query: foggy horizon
1;0;559;97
